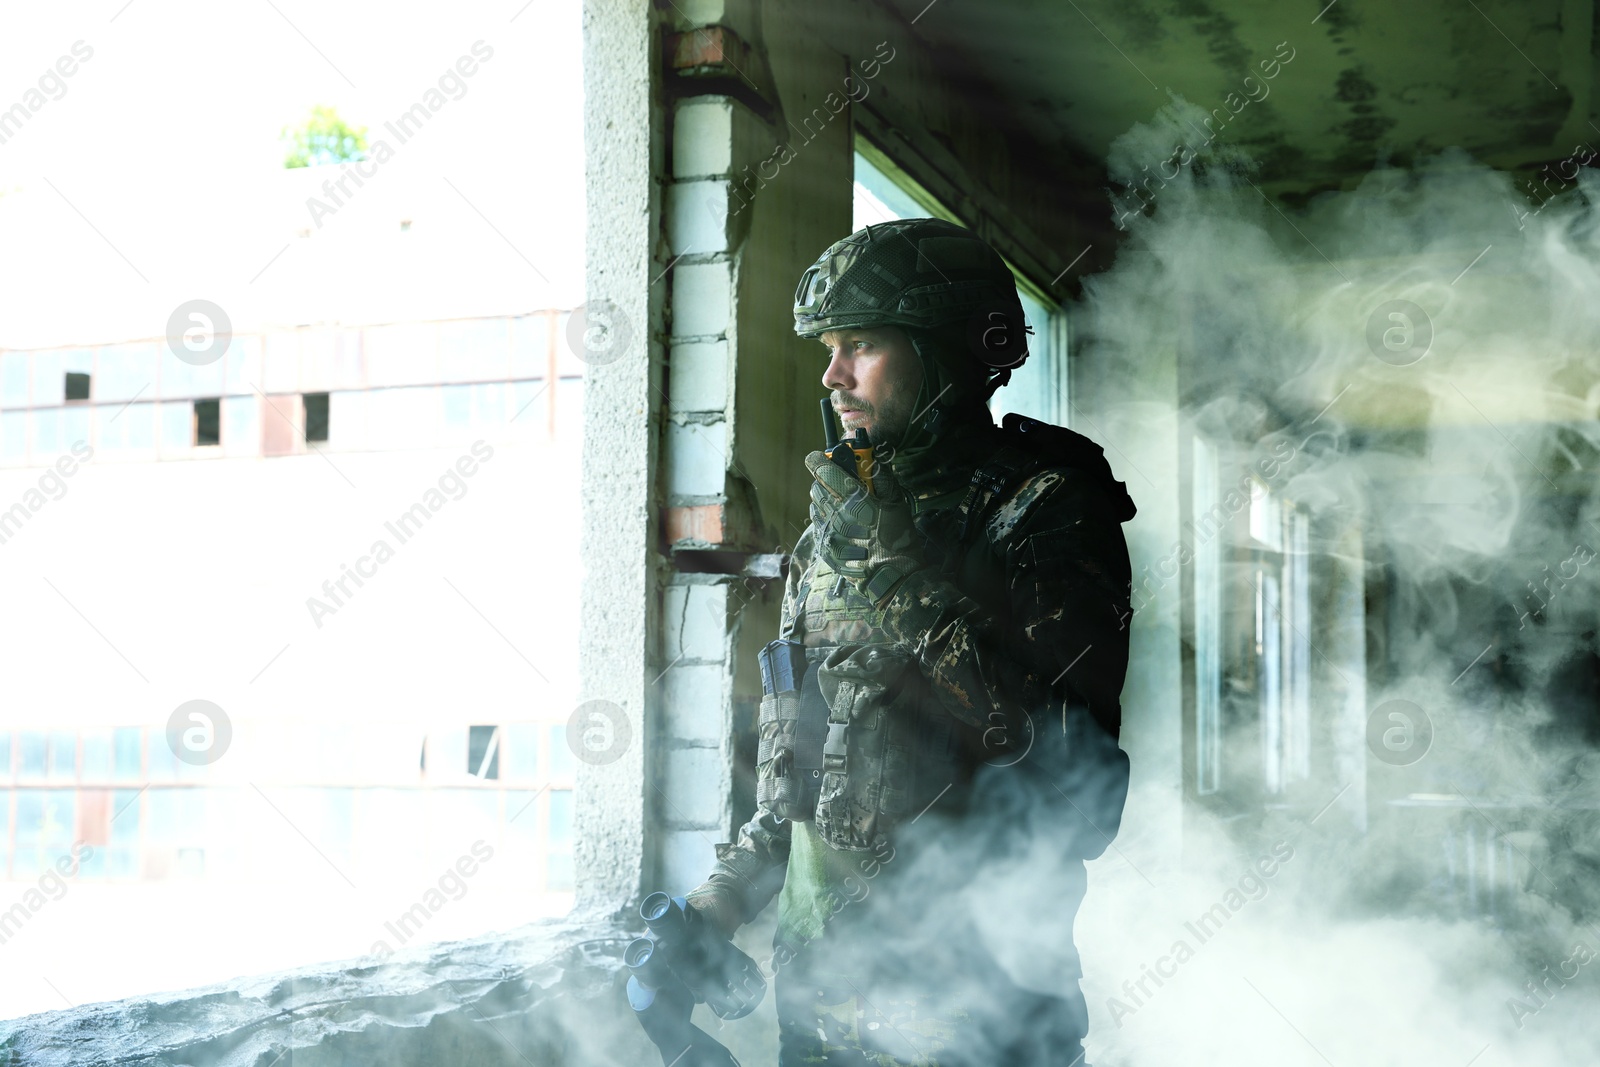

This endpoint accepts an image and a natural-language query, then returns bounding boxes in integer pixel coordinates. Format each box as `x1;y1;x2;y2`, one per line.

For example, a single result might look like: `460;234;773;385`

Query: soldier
683;218;1137;1066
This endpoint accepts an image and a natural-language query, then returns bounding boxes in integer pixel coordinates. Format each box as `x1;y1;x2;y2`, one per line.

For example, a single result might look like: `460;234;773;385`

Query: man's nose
822;349;853;392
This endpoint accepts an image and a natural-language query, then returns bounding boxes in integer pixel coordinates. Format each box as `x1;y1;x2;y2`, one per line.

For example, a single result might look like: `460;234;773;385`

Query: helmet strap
981;368;1012;400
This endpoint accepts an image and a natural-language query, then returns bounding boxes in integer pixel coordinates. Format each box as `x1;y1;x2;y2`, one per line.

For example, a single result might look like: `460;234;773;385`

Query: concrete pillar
575;0;661;915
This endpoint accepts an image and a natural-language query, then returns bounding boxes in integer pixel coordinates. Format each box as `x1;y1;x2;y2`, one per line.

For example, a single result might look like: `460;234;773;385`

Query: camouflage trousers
774;973;1089;1067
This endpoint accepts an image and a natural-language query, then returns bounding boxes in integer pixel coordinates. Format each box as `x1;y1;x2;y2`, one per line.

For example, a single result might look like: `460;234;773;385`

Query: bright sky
0;0;585;347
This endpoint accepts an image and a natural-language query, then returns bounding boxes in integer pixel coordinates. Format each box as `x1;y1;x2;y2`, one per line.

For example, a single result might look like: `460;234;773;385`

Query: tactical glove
804;449;921;606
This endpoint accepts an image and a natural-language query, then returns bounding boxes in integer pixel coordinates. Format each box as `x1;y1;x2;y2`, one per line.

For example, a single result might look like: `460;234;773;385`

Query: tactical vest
755;414;1119;853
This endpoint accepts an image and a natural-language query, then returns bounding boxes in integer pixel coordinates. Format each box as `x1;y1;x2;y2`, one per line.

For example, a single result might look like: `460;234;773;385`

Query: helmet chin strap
887;331;991;475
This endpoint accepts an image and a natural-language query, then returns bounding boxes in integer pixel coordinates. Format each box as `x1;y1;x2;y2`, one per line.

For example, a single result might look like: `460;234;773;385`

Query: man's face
819;325;923;447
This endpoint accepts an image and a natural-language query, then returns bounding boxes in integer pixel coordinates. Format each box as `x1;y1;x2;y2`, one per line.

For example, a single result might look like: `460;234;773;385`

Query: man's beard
831;388;918;448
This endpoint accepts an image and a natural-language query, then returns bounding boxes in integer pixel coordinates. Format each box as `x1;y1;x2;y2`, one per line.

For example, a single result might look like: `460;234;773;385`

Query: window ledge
0;911;653;1067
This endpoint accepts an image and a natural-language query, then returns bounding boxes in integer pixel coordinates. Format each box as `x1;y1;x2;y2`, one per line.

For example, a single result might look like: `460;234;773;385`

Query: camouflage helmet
792;217;1029;372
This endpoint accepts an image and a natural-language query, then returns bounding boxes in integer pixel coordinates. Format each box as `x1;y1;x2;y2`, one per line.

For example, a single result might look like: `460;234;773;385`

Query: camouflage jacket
685;415;1136;939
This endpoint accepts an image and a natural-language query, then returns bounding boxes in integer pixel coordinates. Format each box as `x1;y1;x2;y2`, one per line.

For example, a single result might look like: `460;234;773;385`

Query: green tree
281;105;368;168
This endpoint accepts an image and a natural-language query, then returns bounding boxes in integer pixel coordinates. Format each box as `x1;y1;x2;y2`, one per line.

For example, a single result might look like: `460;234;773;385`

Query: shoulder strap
780;533;820;640
944;445;1041;568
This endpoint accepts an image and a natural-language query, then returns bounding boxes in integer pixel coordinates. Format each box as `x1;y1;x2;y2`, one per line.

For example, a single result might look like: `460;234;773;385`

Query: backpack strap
780;553;816;640
942;444;1042;573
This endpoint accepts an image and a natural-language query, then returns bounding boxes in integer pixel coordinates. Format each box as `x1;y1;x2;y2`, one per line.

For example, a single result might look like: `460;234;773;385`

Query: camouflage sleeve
684;527;815;936
879;468;1133;744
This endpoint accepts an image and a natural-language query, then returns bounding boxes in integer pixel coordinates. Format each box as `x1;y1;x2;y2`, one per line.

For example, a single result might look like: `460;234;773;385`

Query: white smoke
631;94;1600;1067
1064;96;1600;1067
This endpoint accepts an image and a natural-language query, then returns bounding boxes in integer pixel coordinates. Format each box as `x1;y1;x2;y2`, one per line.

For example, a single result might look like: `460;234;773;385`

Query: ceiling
883;0;1596;204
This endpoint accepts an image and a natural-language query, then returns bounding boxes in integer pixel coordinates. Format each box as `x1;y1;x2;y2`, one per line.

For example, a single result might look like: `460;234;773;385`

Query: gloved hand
804;448;922;606
683;883;743;940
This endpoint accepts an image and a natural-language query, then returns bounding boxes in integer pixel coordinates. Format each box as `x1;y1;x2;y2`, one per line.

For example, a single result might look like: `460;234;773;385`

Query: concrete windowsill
0;910;657;1067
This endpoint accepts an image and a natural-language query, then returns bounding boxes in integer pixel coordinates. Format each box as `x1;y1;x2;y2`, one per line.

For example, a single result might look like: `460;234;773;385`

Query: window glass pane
47;731;75;781
509;314;546;379
113;727;142;781
61;405;90;452
77;839;105;879
96;342;159;402
60;348;93;375
548;790;572;846
442;383;473;429
108;788;143;878
16;790;75;848
429;728;467;782
852;147;956;228
223;396;260;458
548;724;574;778
450;382;506;431
13;789;67;874
94;403;126;455
438;318;509;382
1;410;27;466
1250;479;1283;548
547;790;574;892
124;401;156;453
221;335;262;396
507;379;554;442
30;351;63;406
0;731;10;778
158;401;191;457
467;725;500;779
45;791;75;846
15;790;45;843
31;407;61;456
503;723;537;781
18;732;47;777
0;352;29;407
146;788;203;847
147;732;179;781
146;790;205;879
98;401;157;459
82;730;112;781
161;343;224;399
442;382;507;432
